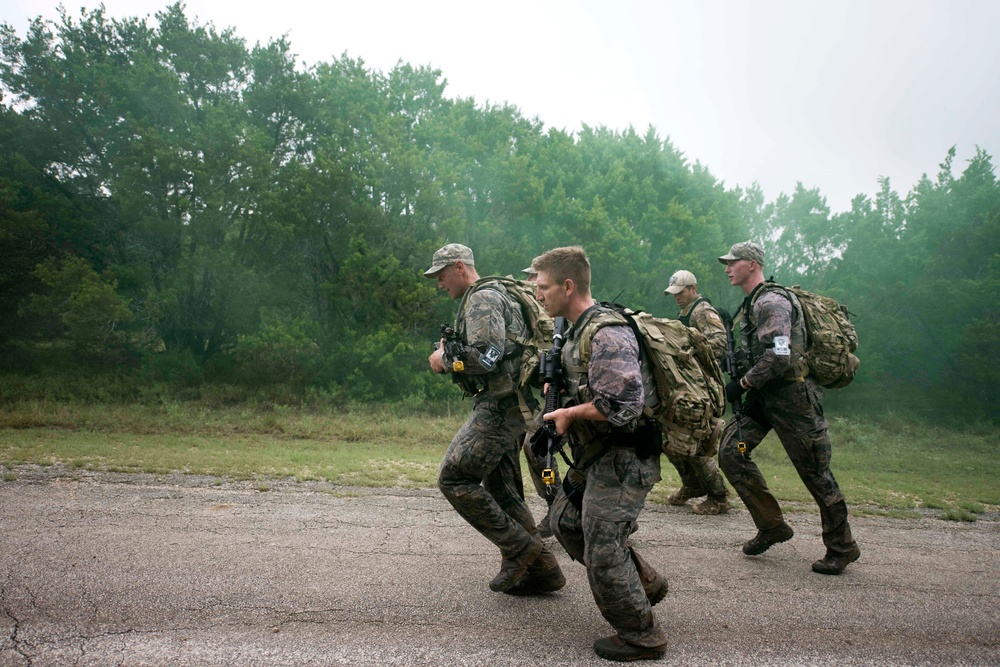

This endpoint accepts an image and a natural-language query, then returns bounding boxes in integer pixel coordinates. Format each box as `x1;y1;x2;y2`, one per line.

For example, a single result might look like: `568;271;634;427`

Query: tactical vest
739;284;809;382
560;304;655;452
453;280;527;399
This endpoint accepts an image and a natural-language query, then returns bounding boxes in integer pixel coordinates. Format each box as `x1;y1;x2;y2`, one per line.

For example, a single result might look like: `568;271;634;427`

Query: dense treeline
1;5;997;422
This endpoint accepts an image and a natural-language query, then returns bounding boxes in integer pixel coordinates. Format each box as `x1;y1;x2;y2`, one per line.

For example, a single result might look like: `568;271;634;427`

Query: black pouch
744;394;772;431
632;420;663;460
607;420;663;460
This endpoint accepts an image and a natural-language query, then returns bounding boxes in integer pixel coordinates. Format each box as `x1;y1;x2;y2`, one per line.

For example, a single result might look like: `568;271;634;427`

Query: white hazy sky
5;0;999;214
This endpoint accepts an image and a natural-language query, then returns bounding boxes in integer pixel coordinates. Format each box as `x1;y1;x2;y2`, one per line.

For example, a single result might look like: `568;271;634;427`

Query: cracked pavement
0;468;997;666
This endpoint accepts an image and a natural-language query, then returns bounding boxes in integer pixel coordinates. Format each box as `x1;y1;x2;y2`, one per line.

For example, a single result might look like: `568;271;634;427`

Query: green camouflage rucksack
578;304;726;454
459;275;554;391
749;283;860;388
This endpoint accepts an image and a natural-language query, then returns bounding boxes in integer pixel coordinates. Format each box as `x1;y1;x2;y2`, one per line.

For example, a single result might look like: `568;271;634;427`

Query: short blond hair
533;246;591;294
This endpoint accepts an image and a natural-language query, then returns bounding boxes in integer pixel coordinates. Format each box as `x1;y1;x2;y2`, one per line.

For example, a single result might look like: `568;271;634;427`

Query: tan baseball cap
424;243;475;277
664;270;697;295
718;241;765;265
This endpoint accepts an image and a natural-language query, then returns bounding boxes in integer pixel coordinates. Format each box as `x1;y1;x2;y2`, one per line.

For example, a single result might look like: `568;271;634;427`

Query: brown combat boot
742;523;794;555
812;545;861;575
593;635;668;662
489;538;543;593
692;497;730;516
666;486;703;506
506;546;566;595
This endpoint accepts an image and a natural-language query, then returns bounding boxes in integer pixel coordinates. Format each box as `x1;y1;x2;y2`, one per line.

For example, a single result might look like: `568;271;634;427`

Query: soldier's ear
563;278;575;296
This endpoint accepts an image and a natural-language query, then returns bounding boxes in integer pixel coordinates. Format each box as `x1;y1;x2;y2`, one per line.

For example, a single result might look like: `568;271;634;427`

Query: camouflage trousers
718;377;857;555
664;450;728;501
550;446;667;647
438;394;538;560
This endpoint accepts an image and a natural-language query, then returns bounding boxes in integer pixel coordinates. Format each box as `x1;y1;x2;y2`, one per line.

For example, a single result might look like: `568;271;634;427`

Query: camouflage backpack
750;283;860;389
460;276;554;392
579;304;726;453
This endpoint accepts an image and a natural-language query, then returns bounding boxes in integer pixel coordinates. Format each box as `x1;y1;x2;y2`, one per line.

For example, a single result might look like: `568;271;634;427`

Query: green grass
1;401;997;520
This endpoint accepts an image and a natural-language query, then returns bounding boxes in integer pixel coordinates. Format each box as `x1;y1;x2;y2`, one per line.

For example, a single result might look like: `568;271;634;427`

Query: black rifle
439;324;481;396
720;309;747;456
539;316;568;490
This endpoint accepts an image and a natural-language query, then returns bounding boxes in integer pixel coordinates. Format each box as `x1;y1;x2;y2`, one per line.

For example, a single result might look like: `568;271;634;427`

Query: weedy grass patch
1;401;997;518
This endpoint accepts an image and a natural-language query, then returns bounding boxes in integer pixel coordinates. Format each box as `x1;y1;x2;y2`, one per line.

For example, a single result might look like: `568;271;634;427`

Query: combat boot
692;497;730;516
489;538;542;593
593;635;668;662
742;523;794;555
812;545;861;575
666;486;703;506
506;546;566;595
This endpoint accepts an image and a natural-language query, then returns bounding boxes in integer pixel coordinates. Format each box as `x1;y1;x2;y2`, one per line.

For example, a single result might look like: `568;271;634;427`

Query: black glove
725;379;747;405
529;424;560;458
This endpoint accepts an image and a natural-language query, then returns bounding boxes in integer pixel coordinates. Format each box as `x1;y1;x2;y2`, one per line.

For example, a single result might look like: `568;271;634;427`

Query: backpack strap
467;277;533;348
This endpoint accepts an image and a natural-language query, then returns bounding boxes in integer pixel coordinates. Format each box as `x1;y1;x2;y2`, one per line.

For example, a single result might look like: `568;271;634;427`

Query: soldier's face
435;264;465;299
534;270;568;318
674;285;697;309
725;259;754;289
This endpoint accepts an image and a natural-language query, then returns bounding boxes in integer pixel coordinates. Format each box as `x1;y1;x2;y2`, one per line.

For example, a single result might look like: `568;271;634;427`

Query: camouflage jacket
739;283;808;388
679;297;727;359
446;281;527;399
560;304;644;454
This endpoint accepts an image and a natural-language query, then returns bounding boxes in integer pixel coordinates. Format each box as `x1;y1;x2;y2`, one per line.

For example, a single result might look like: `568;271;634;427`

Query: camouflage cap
521;256;541;276
424;243;475;277
718;241;765;265
664;269;697;294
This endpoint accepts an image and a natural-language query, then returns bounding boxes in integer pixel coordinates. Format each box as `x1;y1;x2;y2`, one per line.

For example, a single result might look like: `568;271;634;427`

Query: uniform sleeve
588;326;644;422
744;291;793;387
691;303;729;359
446;289;509;376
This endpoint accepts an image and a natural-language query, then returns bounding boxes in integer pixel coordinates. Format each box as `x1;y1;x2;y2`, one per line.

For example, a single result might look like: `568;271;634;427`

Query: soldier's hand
725;379;746;404
542;408;574;436
429;345;446;374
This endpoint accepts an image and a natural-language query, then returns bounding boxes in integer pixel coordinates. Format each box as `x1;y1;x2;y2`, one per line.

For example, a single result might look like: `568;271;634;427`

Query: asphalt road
1;467;998;666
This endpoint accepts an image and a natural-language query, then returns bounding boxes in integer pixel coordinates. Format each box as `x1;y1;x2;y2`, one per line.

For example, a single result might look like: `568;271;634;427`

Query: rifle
439;324;481;396
539;316;568;490
720;309;747;456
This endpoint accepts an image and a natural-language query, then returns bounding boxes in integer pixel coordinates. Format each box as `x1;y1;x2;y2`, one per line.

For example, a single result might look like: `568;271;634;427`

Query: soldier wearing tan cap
662;269;731;516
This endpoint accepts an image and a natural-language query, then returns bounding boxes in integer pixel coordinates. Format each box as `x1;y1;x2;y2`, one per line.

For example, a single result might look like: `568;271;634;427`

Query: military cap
424;243;475;277
718;241;765;265
664;269;697;295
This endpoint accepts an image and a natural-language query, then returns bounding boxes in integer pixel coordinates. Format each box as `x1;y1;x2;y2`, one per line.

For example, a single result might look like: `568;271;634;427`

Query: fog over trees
1;5;996;422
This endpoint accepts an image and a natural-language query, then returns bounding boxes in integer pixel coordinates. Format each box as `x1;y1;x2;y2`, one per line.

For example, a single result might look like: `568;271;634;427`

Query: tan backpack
750;283;860;388
579;304;726;453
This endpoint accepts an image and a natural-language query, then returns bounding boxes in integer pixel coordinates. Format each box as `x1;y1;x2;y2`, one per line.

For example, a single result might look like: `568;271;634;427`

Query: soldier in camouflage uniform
532;246;669;663
717;241;861;575
662;269;731;516
425;244;565;595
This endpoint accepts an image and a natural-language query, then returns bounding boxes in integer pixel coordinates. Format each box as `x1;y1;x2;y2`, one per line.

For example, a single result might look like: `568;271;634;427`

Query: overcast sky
5;0;999;214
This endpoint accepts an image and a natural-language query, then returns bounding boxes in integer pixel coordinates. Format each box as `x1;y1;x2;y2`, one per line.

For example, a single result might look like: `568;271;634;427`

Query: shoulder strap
568;306;628;372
